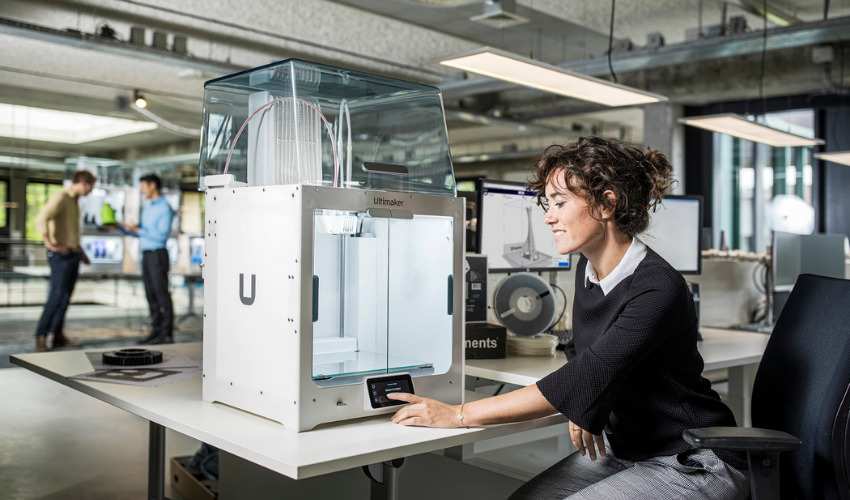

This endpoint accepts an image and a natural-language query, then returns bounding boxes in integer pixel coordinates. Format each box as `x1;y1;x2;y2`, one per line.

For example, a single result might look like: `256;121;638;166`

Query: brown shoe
35;336;49;352
52;333;82;349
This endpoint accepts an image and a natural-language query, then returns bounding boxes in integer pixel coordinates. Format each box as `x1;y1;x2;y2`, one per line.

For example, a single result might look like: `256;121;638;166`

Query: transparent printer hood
199;58;456;197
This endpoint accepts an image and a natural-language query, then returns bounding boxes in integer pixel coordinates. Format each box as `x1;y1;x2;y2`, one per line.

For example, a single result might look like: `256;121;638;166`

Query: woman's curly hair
528;136;675;238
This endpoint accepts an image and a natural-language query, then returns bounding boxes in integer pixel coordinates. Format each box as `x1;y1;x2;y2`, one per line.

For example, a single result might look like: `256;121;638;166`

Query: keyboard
729;323;774;334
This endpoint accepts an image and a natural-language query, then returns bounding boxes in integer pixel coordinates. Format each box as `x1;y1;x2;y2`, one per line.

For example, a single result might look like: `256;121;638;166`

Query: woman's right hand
569;420;607;460
388;392;464;428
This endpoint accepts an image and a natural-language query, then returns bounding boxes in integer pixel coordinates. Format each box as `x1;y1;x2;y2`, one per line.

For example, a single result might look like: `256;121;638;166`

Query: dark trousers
35;250;83;337
142;248;174;338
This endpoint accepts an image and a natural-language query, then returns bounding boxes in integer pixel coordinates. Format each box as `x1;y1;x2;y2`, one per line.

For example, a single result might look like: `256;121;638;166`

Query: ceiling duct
470;0;528;28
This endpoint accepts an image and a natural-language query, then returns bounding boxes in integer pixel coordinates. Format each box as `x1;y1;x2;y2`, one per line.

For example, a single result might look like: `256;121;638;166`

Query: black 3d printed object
102;348;163;366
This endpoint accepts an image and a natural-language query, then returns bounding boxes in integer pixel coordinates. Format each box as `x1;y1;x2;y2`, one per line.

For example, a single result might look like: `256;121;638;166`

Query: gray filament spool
493;273;556;336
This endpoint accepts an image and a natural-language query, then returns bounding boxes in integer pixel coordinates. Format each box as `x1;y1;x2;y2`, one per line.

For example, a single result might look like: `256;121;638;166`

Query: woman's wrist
456;403;468;428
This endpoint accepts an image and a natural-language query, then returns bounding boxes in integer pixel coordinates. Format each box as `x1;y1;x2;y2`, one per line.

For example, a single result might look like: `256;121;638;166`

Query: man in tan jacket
34;170;96;352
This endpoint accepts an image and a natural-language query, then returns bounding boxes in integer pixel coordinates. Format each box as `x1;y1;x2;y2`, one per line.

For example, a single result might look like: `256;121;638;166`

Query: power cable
131;104;201;138
759;0;768;118
550;282;568;328
608;0;618;83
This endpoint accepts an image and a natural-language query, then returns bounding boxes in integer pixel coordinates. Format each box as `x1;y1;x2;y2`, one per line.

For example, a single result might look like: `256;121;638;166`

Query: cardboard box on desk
171;456;217;500
465;323;507;359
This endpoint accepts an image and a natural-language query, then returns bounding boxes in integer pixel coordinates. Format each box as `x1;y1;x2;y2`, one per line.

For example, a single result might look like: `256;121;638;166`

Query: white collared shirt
585;237;648;296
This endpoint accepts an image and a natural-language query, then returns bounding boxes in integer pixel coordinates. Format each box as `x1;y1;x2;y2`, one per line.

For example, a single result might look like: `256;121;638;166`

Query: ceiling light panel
0;104;158;144
814;151;850;166
679;113;824;147
439;47;667;107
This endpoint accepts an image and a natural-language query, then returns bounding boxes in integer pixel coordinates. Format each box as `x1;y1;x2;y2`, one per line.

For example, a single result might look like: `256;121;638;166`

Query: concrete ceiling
1;0;849;172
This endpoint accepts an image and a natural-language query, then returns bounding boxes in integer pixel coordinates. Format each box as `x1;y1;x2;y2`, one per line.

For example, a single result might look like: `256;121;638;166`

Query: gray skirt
509;446;749;500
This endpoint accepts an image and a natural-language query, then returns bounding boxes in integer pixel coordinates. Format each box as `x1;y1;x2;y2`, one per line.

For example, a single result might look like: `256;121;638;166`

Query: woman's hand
569;420;607;460
388;393;464;428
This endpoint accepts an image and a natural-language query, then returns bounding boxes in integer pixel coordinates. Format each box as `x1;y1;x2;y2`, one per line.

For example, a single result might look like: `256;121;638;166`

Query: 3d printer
199;59;465;431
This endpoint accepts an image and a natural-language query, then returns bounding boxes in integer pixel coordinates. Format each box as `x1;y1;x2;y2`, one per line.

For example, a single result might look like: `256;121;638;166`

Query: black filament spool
102;348;163;366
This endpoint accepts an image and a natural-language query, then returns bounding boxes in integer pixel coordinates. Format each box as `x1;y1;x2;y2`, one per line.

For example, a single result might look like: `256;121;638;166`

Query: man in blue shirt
122;174;175;344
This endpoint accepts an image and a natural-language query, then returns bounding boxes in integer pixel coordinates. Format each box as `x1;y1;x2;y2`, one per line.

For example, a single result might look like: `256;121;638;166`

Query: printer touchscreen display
366;374;414;408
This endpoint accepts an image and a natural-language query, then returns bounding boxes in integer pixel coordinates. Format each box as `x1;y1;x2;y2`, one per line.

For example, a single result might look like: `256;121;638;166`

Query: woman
389;137;749;499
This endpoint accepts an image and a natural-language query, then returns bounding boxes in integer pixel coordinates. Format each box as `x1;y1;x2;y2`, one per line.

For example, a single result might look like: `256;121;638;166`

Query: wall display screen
81;187;125;227
477;180;571;273
81;235;124;264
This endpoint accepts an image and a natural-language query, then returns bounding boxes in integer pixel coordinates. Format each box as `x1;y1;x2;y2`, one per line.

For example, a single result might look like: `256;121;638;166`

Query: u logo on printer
239;273;256;305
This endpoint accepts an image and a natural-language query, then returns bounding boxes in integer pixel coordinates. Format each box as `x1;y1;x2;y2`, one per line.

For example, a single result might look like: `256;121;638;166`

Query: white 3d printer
198;59;465;431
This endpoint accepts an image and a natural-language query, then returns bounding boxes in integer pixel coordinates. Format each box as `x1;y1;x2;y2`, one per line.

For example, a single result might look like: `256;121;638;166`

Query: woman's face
543;169;606;256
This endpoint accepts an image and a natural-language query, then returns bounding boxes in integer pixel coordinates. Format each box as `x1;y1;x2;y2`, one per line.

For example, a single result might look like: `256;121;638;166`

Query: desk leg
148;421;166;500
188;283;195;315
363;458;405;500
727;364;757;428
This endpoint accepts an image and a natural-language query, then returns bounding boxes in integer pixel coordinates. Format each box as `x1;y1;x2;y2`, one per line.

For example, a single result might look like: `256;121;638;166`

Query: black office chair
684;274;850;500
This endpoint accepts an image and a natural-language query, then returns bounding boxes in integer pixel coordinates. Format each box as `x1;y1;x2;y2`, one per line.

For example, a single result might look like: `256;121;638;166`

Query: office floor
0;303;204;500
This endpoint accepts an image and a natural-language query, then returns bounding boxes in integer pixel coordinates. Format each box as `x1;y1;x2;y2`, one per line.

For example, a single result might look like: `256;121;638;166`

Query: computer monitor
773;231;845;291
641;195;703;275
80;187;125;228
80;235;124;264
772;231;846;319
800;233;846;279
772;231;802;292
476;179;571;273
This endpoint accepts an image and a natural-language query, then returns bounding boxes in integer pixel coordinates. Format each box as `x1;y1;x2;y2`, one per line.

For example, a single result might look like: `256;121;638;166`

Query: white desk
466;328;769;427
11;343;564;500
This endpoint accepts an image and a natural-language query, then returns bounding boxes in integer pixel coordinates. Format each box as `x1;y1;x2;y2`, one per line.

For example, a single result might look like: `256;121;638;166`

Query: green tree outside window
0;181;7;228
26;182;63;241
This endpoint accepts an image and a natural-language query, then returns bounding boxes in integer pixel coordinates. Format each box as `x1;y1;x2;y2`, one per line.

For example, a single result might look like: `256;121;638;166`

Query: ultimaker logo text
373;197;405;207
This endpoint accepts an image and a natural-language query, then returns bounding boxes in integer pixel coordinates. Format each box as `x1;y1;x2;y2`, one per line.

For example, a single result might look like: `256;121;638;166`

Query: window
26;182;63;241
712;110;817;253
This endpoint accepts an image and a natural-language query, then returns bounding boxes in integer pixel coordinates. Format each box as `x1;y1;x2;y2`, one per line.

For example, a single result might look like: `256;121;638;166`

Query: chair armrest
683;426;802;452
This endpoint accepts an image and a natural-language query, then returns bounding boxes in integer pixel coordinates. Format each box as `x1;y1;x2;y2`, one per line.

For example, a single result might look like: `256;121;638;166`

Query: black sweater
537;249;740;463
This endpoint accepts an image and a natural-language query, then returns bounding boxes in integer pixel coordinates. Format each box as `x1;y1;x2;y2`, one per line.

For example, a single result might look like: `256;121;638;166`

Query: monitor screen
774;231;846;289
81;187;125;228
800;233;846;278
477;180;571;273
772;231;802;291
80;235;124;264
773;231;846;291
641;195;703;275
